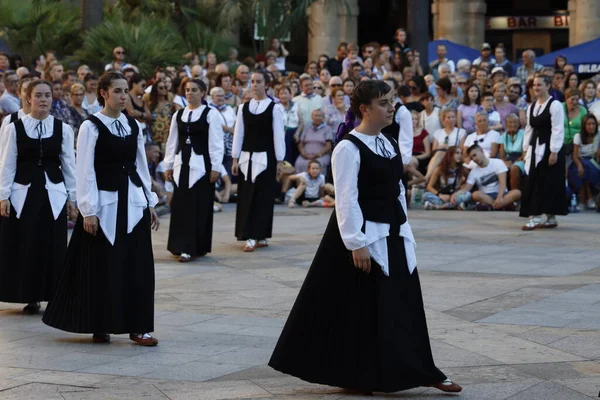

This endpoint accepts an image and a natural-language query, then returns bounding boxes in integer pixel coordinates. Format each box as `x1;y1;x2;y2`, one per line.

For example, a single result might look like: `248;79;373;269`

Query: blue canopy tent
533;38;600;74
428;39;480;65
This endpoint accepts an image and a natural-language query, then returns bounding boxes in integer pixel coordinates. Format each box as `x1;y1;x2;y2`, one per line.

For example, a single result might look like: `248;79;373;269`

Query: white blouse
523;97;564;174
331;130;417;276
0;115;76;220
163;106;224;188
77;112;158;245
231;98;286;182
395;104;414;165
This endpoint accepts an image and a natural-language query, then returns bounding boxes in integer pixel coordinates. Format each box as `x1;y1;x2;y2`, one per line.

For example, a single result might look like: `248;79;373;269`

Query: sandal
23;302;40;315
427;379;463;393
244;239;256;252
92;333;110;344
522;218;542;231
539;217;558;229
256;239;268;248
129;333;158;347
178;253;192;263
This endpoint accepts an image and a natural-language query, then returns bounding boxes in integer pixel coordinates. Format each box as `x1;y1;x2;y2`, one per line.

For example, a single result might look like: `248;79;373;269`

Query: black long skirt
167;146;214;256
42;176;155;334
520;147;569;218
269;212;447;393
235;158;277;240
0;172;67;303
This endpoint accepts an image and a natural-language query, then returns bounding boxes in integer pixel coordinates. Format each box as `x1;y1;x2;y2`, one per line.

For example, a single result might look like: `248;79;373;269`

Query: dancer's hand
548;152;558;166
66;201;78;220
210;171;220;183
352;247;371;273
165;169;174;182
149;207;160;231
83;216;98;236
0;199;10;217
232;159;239;176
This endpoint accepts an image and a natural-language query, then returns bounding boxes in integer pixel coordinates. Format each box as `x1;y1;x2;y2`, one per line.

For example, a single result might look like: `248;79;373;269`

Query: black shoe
92;333;110;343
23;302;40;314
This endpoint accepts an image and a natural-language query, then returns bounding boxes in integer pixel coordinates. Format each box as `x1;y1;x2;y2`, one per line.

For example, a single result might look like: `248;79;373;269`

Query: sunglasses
408;85;418;91
115;51;125;55
313;86;322;90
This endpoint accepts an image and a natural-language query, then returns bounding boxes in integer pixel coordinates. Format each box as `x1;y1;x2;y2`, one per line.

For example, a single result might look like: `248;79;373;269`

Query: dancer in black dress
164;79;223;262
269;81;462;394
43;72;161;346
0;80;76;314
520;75;568;230
231;71;285;252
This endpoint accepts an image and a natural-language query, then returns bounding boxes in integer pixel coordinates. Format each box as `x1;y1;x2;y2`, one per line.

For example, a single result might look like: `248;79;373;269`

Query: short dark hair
419;92;434;102
509;83;522;95
398;85;410;98
338;42;348;50
215;72;232;87
128;73;145;89
350;80;391;118
308;159;322;169
145;142;160;150
351;62;362;69
481;91;494;99
554;70;565;77
84;73;99;83
467;143;482;155
436;77;452;93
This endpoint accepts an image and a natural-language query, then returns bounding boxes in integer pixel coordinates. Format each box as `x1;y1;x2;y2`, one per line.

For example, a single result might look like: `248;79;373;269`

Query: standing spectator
457;84;481;134
104;46;131;72
342;78;355;98
391;51;403;73
498;114;526;190
125;74;152;135
429;44;455;81
83;73;101;114
0;72;20;114
323;87;347;134
147;79;175;147
554;55;567;71
279;85;299;165
563;88;587;153
341;43;363;76
327;43;347;77
295;109;334;176
434;77;459;113
0;52;10;72
424;146;469;210
565;72;579;92
520;75;567;230
225;47;241;75
203;52;218;74
319;69;331;90
568;114;600;209
216;73;241;110
392;28;409;54
373;51;387;80
419;92;441;141
209;87;236;177
515;50;543;85
317;54;330;71
77;64;90;82
67;83;89;137
472;43;496;67
31;54;44;76
579;79;597;110
493;83;518;131
294;75;324;130
494;46;513;76
236;64;250;89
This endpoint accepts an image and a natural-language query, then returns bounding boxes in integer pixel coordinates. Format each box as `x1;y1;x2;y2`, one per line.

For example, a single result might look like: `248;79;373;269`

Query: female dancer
521;75;568;230
269;80;462;394
43;72;161;346
164;79;224;262
0;80;76;314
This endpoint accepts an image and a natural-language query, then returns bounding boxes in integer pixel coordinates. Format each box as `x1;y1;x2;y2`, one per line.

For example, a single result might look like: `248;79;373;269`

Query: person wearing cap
491;67;507;84
473;43;496;67
494;46;513;77
428;44;455;81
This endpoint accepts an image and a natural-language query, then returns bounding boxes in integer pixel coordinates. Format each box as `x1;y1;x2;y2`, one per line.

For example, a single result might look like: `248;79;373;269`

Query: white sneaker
423;201;434;210
586;199;596;210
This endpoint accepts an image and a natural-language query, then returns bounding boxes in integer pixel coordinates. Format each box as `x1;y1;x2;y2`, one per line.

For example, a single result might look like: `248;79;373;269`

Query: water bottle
412;185;423;205
570;194;579;213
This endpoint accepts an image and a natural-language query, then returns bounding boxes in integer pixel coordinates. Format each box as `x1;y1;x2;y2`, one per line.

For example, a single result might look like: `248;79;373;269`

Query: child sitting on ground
282;160;335;208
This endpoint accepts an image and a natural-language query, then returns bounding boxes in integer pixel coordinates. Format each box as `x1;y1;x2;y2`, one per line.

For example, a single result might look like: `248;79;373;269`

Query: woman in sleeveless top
43;72;161;346
231;71;286;252
269;81;462;394
124;74;151;137
0;80;76;314
164;79;224;262
520;75;568;230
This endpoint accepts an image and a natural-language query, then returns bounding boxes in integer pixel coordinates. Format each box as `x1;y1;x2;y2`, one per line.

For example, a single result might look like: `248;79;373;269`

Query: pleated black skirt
42;176;155;334
269;212;447;393
520;147;569;218
167;146;214;256
0;172;67;303
235;158;277;241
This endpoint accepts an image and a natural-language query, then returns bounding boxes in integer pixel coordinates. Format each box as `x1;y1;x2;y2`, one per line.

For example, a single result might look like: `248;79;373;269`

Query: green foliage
71;17;185;77
0;0;82;63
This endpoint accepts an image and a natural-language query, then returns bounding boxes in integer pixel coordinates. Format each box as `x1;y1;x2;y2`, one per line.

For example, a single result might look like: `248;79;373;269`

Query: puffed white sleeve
207;109;225;172
272;103;286;161
523;105;533;152
163;111;179;170
397;106;413;164
332;140;368;251
0;123;18;200
549;100;565;153
135;121;158;208
76;120;100;217
60;123;77;201
231;105;245;159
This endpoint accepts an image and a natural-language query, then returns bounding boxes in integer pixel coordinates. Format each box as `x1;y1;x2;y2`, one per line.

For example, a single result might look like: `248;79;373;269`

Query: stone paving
0;205;599;399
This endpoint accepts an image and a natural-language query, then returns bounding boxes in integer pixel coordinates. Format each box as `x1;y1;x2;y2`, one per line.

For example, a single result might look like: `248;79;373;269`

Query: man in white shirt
293;75;324;130
0;72;20;114
456;144;521;211
463;112;501;167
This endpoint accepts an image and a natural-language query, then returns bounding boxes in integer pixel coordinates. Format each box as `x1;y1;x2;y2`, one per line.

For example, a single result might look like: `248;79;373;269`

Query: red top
412;129;429;154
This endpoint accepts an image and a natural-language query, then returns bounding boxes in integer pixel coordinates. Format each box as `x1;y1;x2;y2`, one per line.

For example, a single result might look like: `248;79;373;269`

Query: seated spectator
305;61;319;80
499;114;526;191
319;69;331;89
426;109;467;180
463;112;500;168
568;114;600;209
215;164;237;205
342;78;355;98
424;146;469;210
295;109;334;176
419;92;441;142
145;142;169;208
294;74;324;130
67;83;89;138
323;87;348;134
507;83;528;127
285;160;335;208
456;59;471;74
478;91;502;131
579;79;597;110
457;84;481;134
565;71;579;92
490;67;506;85
83;73;101;114
145;79;175;147
409;109;431;173
50;79;70;121
312;80;326;97
456;144;521;211
563;88;587;154
493;83;518;131
434;77;459;114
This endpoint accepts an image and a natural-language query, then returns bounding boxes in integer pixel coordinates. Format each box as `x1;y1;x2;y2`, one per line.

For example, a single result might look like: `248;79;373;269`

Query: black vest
529;98;554;147
9;112;19;124
176;107;210;151
14;118;64;185
380;103;401;141
88;115;142;191
343;134;407;229
241;101;275;153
